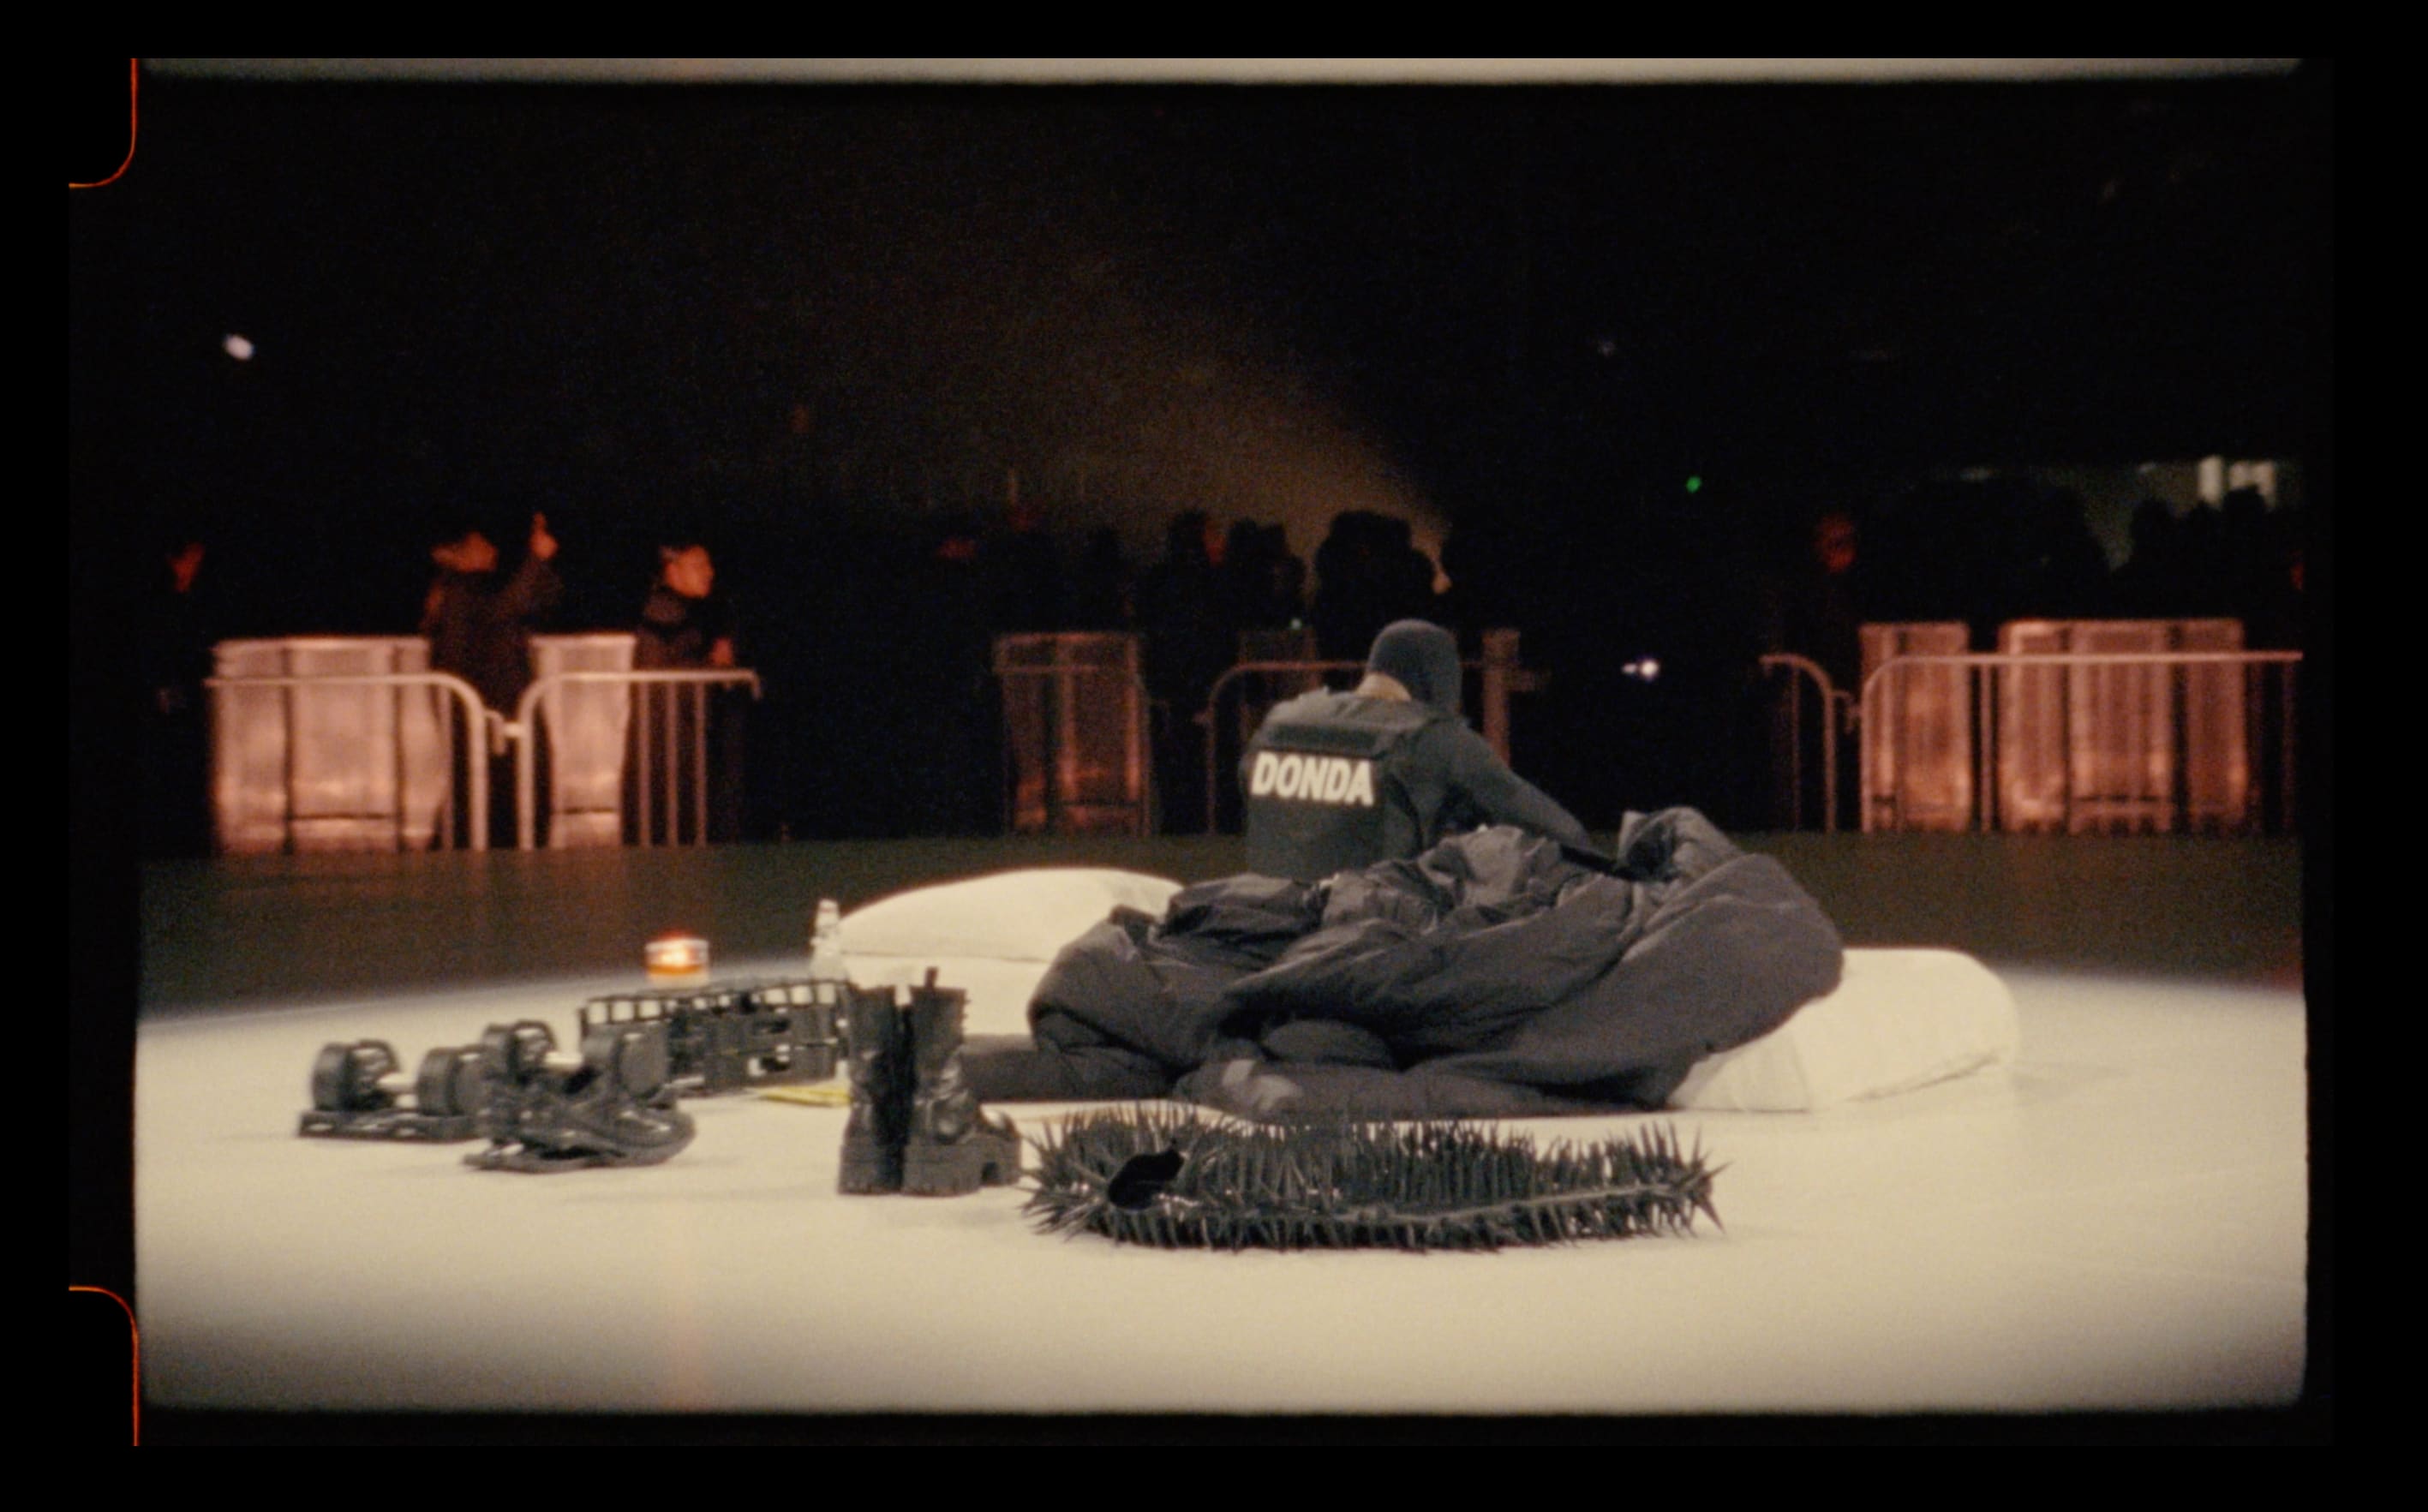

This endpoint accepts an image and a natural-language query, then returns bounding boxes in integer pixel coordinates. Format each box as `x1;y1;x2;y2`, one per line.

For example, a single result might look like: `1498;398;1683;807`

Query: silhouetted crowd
137;475;2306;854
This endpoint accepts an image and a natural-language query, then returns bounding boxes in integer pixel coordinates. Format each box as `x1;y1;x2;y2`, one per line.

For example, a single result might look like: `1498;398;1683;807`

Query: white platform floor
135;953;2310;1423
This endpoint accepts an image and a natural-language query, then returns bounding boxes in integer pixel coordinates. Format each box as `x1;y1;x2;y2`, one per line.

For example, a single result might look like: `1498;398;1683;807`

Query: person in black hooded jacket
1240;619;1590;882
627;541;747;842
421;512;563;847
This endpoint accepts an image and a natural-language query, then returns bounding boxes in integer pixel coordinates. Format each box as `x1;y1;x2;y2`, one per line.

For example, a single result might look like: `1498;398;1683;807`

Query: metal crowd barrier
206;660;490;853
1229;626;1324;750
526;632;637;847
993;633;1152;836
511;670;762;850
1859;648;2301;834
1757;653;1851;834
1859;623;1976;833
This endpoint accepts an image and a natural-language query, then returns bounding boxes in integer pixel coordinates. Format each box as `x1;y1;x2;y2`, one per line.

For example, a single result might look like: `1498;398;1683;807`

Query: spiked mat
1025;1107;1722;1252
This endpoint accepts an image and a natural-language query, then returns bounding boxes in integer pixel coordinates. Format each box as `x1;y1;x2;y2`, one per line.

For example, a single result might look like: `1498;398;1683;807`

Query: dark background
67;62;2334;1441
71;61;2331;839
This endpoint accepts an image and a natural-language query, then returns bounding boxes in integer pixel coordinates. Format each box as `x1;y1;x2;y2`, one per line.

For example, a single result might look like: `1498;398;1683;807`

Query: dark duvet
964;809;1845;1121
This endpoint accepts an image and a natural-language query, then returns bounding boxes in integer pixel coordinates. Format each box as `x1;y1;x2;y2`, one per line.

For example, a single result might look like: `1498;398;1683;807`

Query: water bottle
807;899;849;1078
809;898;846;983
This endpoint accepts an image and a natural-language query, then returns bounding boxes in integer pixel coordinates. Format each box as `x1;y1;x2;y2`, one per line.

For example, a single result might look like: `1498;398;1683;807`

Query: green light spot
1684;475;1702;494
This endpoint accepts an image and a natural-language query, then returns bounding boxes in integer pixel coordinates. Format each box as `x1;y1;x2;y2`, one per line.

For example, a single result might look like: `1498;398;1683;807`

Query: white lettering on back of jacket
1248;751;1377;806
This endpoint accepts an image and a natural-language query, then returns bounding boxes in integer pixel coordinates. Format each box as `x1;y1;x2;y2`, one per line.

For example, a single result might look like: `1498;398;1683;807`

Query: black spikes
1022;1109;1722;1252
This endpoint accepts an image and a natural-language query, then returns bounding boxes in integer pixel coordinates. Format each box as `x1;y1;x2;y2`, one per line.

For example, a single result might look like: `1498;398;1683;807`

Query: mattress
840;868;2020;1110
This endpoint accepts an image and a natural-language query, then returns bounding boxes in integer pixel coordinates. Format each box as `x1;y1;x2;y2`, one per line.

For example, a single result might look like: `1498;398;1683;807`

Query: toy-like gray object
465;1019;697;1173
577;978;842;1096
299;1039;488;1142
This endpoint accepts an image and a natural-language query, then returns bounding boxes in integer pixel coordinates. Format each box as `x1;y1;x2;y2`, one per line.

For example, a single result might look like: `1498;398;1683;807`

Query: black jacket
1241;690;1591;882
422;556;562;713
635;585;740;669
967;809;1844;1121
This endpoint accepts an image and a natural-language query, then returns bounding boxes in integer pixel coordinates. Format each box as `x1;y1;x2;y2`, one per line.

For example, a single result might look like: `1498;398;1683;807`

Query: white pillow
839;868;1181;964
1671;947;2019;1111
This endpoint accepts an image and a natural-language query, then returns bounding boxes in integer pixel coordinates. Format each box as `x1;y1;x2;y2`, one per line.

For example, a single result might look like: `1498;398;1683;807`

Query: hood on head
1366;619;1462;716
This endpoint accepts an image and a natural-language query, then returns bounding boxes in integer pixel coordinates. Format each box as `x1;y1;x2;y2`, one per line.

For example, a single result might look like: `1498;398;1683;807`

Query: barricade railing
1757;654;1851;834
993;633;1152;837
204;670;491;852
1859;650;2301;834
1197;639;1536;835
512;670;762;850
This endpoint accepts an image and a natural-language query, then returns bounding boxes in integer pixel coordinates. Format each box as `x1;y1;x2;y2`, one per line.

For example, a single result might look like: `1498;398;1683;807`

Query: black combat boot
839;983;913;1194
901;971;1024;1196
